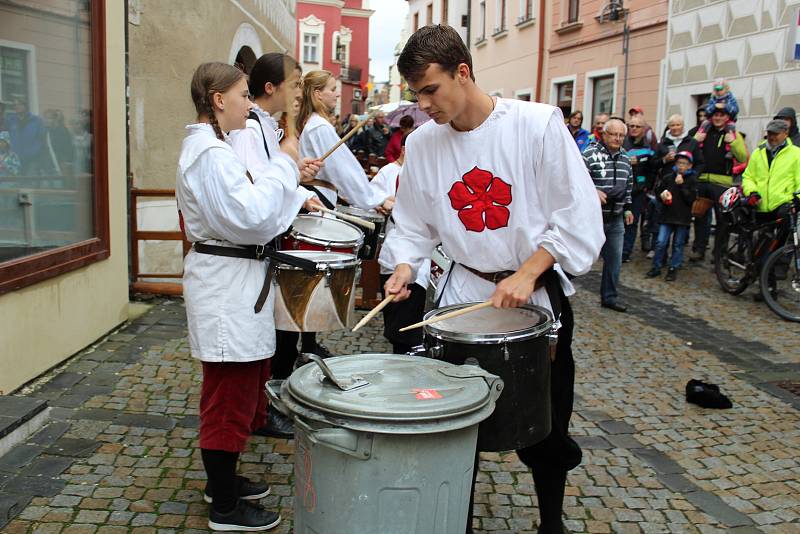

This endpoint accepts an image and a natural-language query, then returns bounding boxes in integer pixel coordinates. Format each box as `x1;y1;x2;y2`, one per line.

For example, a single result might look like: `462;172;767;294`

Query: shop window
591;75;615;118
0;0;109;294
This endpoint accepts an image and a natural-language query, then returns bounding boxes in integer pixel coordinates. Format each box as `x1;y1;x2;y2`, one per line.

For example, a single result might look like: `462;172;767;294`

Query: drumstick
320;113;373;161
352;294;395;332
318;206;376;231
399;301;493;332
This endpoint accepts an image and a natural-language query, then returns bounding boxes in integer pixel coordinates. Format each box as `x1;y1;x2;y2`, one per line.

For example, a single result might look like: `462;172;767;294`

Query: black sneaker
253;411;294;439
304;342;336;359
685;379;732;409
645;268;661;278
665;268;677;281
204;476;271;504
208;499;281;531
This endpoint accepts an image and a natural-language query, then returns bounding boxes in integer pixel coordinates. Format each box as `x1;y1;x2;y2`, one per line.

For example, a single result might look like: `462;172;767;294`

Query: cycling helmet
719;186;741;212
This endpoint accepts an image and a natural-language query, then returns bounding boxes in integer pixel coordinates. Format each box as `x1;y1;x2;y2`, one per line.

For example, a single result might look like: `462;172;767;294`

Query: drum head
292;215;363;245
277;249;359;269
423;303;552;344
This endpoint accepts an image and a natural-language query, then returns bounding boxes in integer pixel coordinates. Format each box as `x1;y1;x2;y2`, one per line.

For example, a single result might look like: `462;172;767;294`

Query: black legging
272;331;319;380
467;292;580;533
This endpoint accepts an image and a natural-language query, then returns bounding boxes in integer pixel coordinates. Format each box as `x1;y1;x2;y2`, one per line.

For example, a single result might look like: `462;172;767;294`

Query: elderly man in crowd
584;118;635;312
588;112;609;145
366;111;391;155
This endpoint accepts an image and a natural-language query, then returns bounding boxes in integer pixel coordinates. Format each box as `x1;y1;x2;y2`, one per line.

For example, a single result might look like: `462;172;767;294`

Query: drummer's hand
378;196;395;215
303;196;325;213
384;264;413;302
281;136;300;162
299;158;324;182
491;270;537;308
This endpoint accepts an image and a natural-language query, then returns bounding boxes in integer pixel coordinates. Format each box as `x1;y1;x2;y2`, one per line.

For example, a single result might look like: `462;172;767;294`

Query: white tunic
299;112;387;209
371;161;430;288
177;124;307;362
378;99;605;316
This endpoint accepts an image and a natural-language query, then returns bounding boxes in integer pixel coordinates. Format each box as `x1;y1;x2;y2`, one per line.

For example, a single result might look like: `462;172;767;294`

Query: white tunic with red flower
378;98;604;314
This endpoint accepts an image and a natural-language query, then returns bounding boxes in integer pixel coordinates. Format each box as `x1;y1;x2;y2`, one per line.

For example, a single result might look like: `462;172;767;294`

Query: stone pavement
0;252;799;533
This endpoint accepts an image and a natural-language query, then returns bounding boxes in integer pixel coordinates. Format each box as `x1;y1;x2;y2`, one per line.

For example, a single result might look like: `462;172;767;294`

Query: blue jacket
7;112;46;161
571;128;590;152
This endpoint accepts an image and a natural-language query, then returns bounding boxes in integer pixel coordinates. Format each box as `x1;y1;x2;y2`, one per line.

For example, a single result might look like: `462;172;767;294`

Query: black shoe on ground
685;379;732;409
665;268;677;281
204;475;271;504
538;520;567;534
645;268;661;278
689;251;705;262
601;301;627;312
253;411;294;439
621;255;631;263
208;499;281;531
302;342;335;359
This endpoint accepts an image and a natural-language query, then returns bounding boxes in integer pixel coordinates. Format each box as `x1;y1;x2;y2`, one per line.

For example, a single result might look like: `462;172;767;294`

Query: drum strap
193;242;318;313
300;183;336;210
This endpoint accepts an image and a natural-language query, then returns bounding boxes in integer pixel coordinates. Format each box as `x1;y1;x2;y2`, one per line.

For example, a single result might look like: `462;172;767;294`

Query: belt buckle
255;244;265;260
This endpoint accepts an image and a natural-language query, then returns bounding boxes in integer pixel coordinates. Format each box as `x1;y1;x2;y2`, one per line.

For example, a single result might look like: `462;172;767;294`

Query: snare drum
273;250;360;332
335;206;387;260
422;303;555;451
281;215;364;255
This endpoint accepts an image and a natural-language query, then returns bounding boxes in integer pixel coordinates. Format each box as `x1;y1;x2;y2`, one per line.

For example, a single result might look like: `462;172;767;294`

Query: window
0;0;109;294
494;0;507;33
303;33;319;64
442;0;449;25
555;81;574;117
567;0;579;23
476;1;487;43
516;91;532;101
518;0;534;23
413;12;419;32
591;75;614;118
426;3;433;25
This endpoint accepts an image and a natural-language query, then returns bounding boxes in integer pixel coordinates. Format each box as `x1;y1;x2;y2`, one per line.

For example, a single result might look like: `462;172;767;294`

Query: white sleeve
535;109;605;275
303;123;387;209
370;164;397;198
378;147;439;278
230;120;299;191
195;147;305;244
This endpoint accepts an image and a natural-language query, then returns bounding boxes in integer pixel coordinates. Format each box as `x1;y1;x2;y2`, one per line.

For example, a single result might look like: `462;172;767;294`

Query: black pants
379;275;427;353
466;293;580;533
693;182;728;255
272;331;318;380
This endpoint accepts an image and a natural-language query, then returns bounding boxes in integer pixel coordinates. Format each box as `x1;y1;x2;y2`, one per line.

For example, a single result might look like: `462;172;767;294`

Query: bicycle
713;188;787;295
760;191;800;322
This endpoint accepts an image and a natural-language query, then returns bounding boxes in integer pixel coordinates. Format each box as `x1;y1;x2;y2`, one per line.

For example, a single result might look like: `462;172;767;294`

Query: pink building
544;0;668;131
296;0;374;117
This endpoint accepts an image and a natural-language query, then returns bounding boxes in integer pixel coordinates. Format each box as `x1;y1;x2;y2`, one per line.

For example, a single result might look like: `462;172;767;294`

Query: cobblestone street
1;255;799;533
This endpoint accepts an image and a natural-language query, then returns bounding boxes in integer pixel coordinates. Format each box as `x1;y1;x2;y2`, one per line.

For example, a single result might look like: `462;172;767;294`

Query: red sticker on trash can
413;388;443;400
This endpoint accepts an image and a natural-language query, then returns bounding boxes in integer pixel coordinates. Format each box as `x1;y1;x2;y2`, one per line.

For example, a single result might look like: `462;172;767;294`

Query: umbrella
369;100;414;114
385;102;430;128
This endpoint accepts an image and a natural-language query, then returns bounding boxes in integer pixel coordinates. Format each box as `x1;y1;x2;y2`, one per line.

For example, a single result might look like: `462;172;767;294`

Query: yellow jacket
742;139;800;212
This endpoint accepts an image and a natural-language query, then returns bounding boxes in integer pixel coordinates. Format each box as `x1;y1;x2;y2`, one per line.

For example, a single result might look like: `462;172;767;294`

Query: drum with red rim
281;215;364;255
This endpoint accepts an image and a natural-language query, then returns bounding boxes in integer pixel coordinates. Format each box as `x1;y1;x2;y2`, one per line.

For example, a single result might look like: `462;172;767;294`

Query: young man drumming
380;25;604;534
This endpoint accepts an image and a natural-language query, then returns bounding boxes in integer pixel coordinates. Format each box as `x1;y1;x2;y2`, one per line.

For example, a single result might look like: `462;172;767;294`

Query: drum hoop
336;207;387;224
423;303;553;344
289;229;364;249
276;257;360;270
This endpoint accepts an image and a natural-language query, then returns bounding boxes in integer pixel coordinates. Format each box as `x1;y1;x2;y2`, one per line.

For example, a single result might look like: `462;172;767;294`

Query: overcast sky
368;0;409;82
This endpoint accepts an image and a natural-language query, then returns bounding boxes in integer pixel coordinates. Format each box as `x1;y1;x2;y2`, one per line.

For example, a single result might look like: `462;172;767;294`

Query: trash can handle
437;366;504;403
294;417;373;460
304;353;369;391
265;380;289;416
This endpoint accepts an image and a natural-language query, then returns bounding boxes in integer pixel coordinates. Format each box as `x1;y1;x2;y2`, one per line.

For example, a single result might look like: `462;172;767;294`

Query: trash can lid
285;354;499;424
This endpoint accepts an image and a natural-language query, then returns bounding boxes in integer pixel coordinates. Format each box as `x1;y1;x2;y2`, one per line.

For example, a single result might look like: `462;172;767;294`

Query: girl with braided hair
177;61;312;531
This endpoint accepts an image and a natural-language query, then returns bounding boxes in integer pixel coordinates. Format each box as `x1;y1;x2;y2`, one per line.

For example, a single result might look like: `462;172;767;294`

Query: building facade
545;0;668;131
0;0;129;393
297;0;373;118
663;0;800;147
470;0;541;101
407;0;469;43
127;0;297;284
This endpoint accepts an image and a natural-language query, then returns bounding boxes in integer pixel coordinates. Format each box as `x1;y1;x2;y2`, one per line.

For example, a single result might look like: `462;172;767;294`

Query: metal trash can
266;353;503;534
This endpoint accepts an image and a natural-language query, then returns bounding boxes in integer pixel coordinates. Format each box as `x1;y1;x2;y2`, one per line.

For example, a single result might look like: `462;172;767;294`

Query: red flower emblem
448;167;512;232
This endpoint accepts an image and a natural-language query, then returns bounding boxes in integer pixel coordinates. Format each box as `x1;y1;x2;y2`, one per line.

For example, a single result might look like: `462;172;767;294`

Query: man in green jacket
691;108;749;261
742;119;800;218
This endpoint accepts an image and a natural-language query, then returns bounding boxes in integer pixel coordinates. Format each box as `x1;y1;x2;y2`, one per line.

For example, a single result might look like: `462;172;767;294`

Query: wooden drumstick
318;206;376;231
320;113;373;161
352;294;395;332
399;301;493;332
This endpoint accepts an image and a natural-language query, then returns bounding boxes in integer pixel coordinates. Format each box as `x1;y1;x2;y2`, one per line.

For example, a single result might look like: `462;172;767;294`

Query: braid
205;100;224;141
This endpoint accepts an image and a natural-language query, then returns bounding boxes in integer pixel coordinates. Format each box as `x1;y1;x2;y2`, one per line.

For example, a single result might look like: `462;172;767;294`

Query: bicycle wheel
714;227;752;295
760;244;800;322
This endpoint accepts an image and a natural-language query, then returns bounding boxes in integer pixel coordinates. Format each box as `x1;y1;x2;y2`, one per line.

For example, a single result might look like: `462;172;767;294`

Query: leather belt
461;264;545;291
193;242;317;314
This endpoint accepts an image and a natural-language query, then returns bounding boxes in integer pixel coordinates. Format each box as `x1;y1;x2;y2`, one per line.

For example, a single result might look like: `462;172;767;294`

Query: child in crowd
695;80;738;146
0;131;20;176
646;151;697;281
